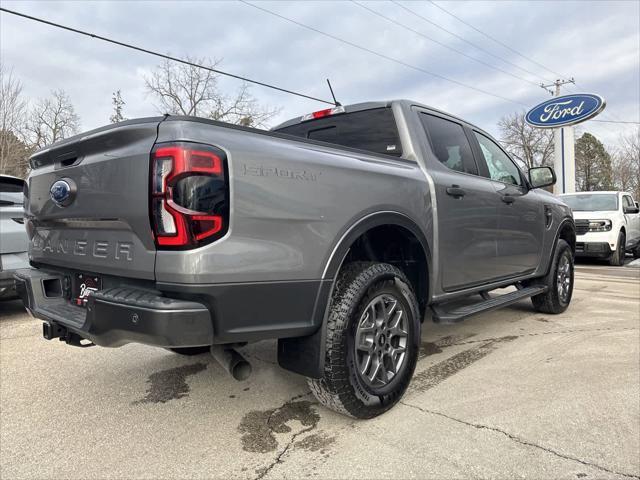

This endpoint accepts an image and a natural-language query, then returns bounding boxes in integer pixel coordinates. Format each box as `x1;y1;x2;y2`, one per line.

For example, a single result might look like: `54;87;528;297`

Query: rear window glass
275;108;402;157
0;177;24;193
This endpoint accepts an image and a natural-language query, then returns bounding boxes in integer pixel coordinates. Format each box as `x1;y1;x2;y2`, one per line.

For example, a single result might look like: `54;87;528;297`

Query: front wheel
609;231;626;266
529;239;574;314
308;262;420;419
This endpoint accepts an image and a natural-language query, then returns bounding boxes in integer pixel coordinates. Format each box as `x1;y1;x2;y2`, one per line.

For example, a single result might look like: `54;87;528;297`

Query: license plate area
72;273;102;307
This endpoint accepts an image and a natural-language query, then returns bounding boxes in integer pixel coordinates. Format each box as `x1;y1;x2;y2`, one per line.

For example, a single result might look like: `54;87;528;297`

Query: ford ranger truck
15;101;576;418
560;191;640;266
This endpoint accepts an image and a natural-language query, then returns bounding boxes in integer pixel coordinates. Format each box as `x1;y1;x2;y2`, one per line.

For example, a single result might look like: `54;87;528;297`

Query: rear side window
420;114;477;174
623;195;634;208
275;108;402;157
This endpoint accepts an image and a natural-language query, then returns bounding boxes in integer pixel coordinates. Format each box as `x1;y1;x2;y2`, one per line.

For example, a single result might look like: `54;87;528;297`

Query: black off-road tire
608;231;626;266
529;239;574;314
307;262;420;419
168;346;211;356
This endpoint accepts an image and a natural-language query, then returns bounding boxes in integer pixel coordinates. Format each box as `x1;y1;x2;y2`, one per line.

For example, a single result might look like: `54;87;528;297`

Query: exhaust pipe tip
231;359;252;381
210;345;252;381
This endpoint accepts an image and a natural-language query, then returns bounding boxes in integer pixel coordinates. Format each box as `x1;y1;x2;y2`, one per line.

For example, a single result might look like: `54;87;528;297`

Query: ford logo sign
49;178;76;207
526;93;605;128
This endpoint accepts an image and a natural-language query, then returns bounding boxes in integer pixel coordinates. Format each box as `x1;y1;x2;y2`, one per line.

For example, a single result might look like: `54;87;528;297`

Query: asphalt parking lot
1;260;639;480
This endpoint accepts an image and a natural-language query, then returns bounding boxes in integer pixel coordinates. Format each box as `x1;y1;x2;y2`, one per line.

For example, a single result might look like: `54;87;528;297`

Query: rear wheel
168;346;210;356
308;262;420;419
608;231;626;266
529;239;574;314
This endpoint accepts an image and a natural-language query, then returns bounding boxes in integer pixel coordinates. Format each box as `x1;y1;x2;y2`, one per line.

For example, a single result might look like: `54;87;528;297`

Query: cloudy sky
1;0;638;147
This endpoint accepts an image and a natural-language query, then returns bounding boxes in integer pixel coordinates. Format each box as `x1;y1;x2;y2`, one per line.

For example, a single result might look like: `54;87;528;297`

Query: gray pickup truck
15;100;575;418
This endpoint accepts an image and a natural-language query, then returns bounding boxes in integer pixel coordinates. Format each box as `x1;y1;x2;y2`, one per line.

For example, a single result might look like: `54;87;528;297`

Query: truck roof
272;99;474;131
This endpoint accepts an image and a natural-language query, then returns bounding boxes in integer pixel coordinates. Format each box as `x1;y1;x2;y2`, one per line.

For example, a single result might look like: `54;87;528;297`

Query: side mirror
528;166;556;189
623;205;640;214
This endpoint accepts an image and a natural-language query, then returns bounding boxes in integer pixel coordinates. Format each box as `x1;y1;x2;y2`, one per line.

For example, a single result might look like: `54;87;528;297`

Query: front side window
420;114;477;174
474;132;522;186
623;195;634;208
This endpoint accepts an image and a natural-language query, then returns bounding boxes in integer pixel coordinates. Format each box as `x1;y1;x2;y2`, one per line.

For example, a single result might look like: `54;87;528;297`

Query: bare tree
612;128;640;200
498;111;554;169
110;90;127;123
144;56;280;128
25;90;80;149
0;63;30;177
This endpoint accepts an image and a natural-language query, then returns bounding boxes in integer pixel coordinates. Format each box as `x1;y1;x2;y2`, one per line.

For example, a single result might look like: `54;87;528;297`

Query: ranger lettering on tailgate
31;234;134;261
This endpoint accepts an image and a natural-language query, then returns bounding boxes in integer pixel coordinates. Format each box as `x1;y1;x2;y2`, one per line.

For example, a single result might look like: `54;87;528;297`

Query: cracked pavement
1;262;639;479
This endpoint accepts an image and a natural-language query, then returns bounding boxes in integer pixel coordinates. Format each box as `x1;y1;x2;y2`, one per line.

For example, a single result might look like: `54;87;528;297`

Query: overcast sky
1;0;638;147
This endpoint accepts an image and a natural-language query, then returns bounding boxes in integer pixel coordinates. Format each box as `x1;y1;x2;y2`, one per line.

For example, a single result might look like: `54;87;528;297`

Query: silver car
0;175;29;299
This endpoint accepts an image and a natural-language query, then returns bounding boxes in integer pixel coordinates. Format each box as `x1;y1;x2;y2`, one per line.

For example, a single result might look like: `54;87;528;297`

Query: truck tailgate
26;118;163;280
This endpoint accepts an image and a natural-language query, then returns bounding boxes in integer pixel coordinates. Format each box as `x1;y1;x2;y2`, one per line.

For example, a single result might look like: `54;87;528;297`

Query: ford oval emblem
526;93;606;128
49;178;76;207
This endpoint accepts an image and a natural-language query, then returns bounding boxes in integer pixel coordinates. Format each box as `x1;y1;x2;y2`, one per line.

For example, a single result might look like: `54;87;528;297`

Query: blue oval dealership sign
526;93;606;128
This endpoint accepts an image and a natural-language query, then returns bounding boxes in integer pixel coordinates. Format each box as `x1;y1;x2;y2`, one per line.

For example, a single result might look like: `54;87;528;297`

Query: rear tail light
150;142;229;249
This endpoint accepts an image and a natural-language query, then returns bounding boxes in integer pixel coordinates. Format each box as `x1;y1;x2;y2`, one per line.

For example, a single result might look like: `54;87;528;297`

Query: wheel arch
278;211;431;378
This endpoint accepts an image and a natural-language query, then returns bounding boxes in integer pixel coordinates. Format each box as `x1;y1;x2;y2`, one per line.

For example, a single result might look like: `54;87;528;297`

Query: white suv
561;191;640;266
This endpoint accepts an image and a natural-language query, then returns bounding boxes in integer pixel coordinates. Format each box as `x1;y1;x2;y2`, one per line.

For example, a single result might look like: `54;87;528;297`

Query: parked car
0;175;29;300
561;191;640;265
14;100;576;418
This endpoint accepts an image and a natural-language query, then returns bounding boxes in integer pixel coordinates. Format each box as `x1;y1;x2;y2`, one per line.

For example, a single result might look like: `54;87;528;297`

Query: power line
427;0;572;81
240;0;528;107
425;1;631;124
352;1;541;87
390;0;553;85
0;7;336;106
591;119;640;125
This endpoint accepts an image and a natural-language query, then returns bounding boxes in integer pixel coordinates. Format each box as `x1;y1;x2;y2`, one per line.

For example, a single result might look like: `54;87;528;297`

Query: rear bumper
14;268;213;348
575;241;613;258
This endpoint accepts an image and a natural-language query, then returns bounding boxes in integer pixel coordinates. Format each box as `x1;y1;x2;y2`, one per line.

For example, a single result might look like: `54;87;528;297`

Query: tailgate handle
56;151;80;168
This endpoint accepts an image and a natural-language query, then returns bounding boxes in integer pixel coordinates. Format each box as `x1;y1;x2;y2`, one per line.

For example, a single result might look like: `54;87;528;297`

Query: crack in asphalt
400;401;640;479
254;425;316;480
250;391;316;480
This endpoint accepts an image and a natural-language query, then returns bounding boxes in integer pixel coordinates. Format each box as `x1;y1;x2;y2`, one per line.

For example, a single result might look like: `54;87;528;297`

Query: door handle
446;185;466;198
501;194;515;204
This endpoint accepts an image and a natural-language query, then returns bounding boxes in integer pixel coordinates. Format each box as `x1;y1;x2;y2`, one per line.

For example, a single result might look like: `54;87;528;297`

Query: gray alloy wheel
354;294;408;389
556;254;572;305
308;262;420;419
528;238;574;314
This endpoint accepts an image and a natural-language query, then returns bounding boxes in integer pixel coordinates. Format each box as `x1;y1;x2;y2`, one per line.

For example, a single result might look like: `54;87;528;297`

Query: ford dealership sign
526;93;606;128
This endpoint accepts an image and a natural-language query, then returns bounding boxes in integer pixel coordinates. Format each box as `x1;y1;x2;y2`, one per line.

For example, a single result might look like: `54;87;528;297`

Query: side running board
431;286;548;324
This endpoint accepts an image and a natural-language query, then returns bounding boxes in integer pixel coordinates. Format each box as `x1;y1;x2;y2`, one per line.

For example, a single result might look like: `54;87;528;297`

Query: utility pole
540;78;576;195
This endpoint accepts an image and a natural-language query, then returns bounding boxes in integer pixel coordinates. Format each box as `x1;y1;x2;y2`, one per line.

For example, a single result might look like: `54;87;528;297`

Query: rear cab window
419;113;478;175
274;107;403;157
